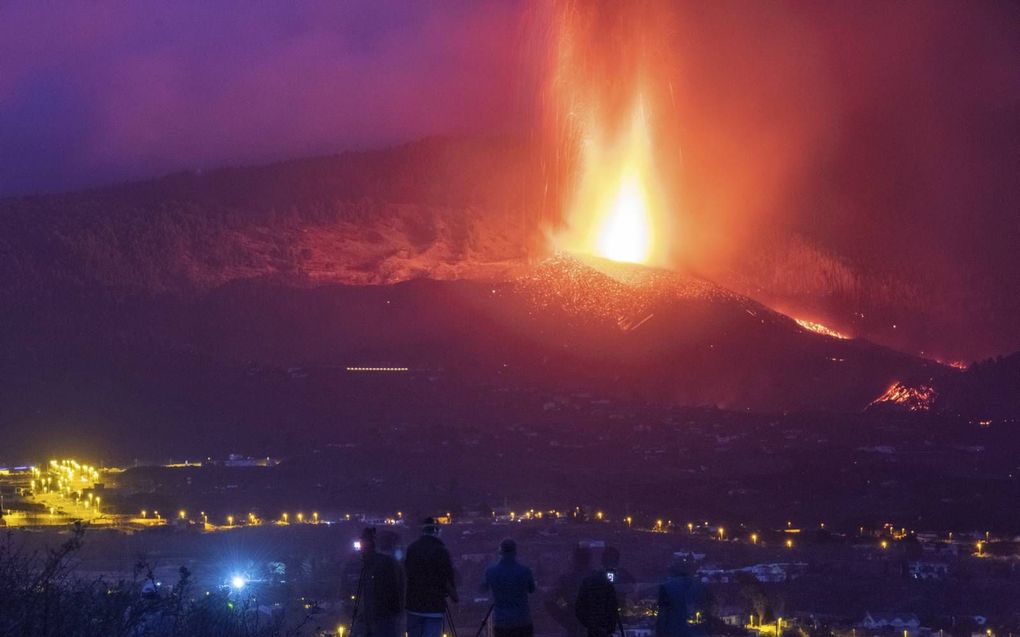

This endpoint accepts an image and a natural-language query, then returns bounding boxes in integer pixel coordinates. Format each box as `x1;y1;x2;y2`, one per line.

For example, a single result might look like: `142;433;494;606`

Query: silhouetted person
405;518;458;637
352;527;404;637
483;538;537;637
574;548;621;637
546;546;592;637
599;547;634;606
655;560;703;637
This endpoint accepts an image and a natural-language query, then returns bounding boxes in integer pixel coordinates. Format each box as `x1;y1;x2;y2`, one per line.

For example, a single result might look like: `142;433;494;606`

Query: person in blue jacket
482;538;537;637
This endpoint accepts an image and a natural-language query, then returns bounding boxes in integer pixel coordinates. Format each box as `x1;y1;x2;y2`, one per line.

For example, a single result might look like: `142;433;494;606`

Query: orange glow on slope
869;381;936;411
794;318;849;340
555;104;667;265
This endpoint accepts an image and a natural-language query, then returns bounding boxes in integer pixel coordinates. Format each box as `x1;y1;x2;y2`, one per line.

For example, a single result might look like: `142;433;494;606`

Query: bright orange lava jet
545;2;677;269
555;102;667;265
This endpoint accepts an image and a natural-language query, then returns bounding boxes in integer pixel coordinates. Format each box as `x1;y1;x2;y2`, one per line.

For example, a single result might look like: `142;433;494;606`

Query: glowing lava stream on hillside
794;318;850;340
554;103;668;266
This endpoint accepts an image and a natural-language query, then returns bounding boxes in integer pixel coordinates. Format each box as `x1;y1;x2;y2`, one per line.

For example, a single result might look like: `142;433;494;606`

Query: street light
750;533;758;545
227;515;234;527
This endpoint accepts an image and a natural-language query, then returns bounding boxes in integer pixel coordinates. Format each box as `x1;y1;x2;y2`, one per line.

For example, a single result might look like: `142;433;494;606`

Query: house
860;612;921;632
908;561;950;580
672;550;706;562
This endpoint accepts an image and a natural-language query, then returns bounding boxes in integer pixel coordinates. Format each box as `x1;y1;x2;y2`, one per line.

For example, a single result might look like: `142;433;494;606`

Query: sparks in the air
555;102;667;266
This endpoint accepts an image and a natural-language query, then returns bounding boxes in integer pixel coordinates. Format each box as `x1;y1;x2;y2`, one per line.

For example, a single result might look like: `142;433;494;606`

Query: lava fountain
559;101;667;265
545;1;679;268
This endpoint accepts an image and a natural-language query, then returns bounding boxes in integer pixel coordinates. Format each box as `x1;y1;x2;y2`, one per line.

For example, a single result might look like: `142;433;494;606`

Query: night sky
1;0;1017;360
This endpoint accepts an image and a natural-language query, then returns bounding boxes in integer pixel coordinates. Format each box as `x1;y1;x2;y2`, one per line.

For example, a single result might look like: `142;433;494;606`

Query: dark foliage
0;523;311;637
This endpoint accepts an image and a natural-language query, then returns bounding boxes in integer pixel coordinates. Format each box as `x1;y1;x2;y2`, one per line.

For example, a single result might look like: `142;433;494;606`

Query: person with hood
482;538;537;637
405;517;458;637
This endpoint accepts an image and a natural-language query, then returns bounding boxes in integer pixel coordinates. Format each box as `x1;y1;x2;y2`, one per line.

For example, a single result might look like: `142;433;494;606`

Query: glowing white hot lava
554;102;669;267
597;173;652;263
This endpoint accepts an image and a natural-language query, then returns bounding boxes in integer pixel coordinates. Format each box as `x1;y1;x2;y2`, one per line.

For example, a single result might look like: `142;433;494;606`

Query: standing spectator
575;549;620;637
405;518;458;637
655;559;704;637
545;546;592;637
352;527;404;637
483;538;537;637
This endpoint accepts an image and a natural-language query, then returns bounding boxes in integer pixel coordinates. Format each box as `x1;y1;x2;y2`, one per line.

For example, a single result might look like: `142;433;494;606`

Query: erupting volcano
0;0;1014;459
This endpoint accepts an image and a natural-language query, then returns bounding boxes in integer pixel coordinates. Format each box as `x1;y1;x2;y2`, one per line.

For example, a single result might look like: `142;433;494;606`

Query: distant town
2;447;1018;637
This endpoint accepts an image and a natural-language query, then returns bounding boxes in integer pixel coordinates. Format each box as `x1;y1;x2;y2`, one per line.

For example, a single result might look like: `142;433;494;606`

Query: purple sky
0;0;532;196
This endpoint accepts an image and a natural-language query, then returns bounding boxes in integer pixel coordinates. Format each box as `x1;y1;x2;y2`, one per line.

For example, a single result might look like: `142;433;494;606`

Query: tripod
349;557;370;634
473;605;494;637
445;605;460;637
